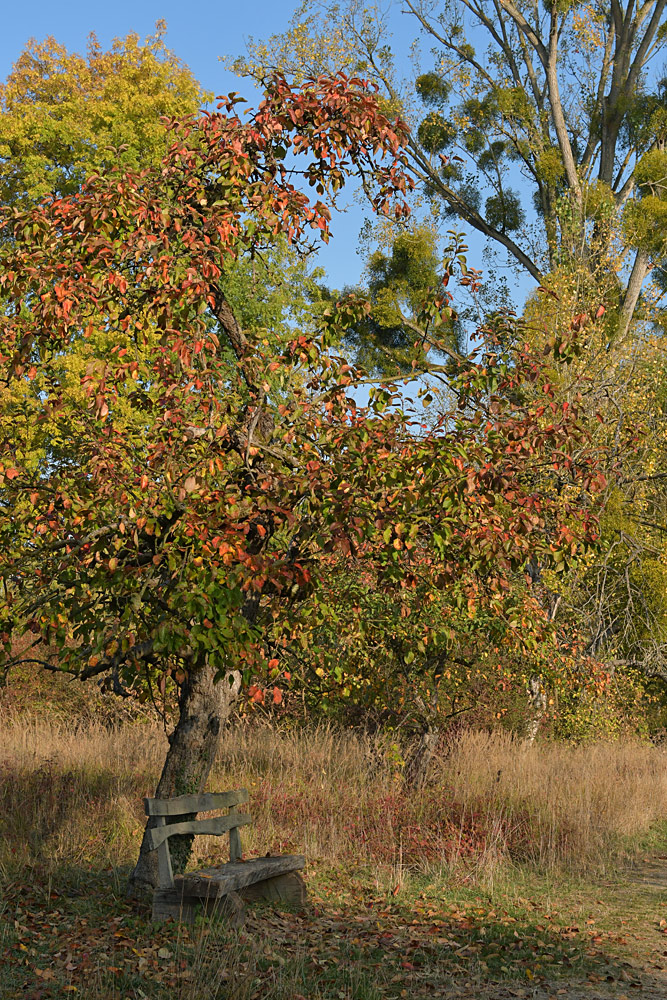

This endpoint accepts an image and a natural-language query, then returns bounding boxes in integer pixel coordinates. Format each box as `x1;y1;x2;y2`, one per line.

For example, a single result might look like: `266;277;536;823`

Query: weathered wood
152;888;200;923
239;871;307;907
152;887;246;926
146;812;252;851
154;816;174;889
144;788;249;817
144;787;308;922
177;855;306;900
206;890;246;927
229;806;242;862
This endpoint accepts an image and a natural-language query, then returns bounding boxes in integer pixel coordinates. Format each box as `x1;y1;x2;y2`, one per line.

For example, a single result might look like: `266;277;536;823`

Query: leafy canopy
0;73;602;723
0;21;208;210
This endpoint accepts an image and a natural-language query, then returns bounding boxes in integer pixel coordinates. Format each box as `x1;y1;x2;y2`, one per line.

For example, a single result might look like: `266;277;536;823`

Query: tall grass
1;712;665;881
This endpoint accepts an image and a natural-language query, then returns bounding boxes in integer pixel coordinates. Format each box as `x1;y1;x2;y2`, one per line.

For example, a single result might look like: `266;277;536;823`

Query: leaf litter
3;860;665;999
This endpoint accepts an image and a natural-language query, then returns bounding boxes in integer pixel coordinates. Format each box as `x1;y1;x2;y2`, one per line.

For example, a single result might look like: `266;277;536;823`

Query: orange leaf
272;686;283;705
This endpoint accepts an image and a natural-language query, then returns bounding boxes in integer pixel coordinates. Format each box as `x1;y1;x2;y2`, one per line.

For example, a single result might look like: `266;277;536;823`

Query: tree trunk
403;725;440;789
525;675;547;743
126;660;240;900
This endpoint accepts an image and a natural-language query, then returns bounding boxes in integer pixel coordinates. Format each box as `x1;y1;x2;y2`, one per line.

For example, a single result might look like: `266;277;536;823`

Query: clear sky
0;0;379;291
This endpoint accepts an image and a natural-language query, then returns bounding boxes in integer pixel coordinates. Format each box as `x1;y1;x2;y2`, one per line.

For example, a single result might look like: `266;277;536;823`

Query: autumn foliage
0;73;605;709
0;73;611;886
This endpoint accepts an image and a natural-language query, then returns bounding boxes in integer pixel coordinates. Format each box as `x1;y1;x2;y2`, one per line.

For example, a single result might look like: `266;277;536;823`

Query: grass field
1;711;666;998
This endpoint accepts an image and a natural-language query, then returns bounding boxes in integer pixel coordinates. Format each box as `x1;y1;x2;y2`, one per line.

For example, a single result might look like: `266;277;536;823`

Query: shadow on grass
0;854;638;1000
0;760;150;869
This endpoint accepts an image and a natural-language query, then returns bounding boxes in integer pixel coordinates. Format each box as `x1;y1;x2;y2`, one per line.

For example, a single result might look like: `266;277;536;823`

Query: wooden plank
177;855;305;899
147;812;252;851
144;789;249;816
154;816;174;889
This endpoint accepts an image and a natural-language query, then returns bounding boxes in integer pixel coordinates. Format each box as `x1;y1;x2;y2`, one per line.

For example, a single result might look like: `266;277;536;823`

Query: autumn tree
0;67;606;893
237;0;667;336
0;21;207;210
525;319;667;706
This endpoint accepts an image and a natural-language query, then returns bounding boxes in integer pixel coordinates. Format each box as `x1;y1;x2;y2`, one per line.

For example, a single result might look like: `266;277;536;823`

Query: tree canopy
0;21;207;210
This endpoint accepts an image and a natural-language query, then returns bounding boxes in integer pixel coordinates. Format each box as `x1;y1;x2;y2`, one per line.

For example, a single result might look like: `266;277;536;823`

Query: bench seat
177;854;306;898
153;855;306;921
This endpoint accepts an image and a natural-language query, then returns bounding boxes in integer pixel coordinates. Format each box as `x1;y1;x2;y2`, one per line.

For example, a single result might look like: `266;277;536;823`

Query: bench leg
204;890;246;927
152;888;201;923
152;888;246;927
238;871;307;906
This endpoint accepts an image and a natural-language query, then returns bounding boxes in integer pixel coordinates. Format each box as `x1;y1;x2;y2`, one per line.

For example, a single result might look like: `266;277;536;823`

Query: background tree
338;224;466;376
0;21;207;210
237;0;667;335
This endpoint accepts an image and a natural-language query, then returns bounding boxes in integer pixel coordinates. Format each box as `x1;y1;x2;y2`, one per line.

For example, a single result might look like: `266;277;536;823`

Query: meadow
1;703;666;999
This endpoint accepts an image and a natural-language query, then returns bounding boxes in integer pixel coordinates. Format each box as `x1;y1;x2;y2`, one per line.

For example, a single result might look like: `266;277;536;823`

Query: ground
1;852;665;999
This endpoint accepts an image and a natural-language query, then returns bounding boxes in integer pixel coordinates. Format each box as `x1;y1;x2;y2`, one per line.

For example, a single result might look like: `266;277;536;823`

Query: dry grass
1;711;665;882
2;714;667;999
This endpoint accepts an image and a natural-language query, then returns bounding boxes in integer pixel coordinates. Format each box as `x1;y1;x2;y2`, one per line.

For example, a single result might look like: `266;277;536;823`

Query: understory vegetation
2;714;666;877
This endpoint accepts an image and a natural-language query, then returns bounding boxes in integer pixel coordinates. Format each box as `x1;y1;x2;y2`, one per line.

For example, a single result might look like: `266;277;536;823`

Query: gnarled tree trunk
404;725;440;789
126;660;240;899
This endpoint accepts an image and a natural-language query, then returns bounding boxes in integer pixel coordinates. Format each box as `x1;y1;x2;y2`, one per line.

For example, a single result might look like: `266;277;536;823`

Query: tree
0;72;411;895
0;21;207;210
338;224;466;376
0;73;602;895
237;0;667;335
532;322;667;702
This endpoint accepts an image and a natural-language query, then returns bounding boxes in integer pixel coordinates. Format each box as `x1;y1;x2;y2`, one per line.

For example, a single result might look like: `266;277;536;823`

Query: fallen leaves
0;860;661;1000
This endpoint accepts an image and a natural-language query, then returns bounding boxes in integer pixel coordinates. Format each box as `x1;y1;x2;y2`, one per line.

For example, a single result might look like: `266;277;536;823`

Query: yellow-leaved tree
0;20;208;210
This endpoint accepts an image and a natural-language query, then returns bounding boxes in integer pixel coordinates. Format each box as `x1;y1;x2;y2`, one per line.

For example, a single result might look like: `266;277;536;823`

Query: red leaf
272;686;283;705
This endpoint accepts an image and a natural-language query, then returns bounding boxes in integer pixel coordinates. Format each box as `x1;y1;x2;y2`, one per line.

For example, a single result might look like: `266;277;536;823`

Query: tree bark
126;660;240;899
525;675;547;743
618;249;649;340
404;725;440;789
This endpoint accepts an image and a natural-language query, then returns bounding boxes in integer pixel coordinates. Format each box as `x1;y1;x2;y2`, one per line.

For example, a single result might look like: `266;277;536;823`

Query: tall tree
238;0;667;335
0;21;207;210
0;74;602;893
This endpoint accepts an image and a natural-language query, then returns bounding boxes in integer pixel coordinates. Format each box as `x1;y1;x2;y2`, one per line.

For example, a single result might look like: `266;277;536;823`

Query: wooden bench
144;789;306;923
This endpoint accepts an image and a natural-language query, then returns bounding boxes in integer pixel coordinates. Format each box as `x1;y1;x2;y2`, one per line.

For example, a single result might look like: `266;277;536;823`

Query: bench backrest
143;789;251;889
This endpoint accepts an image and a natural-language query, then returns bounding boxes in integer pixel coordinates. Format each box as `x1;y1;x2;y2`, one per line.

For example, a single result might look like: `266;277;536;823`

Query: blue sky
0;0;390;292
